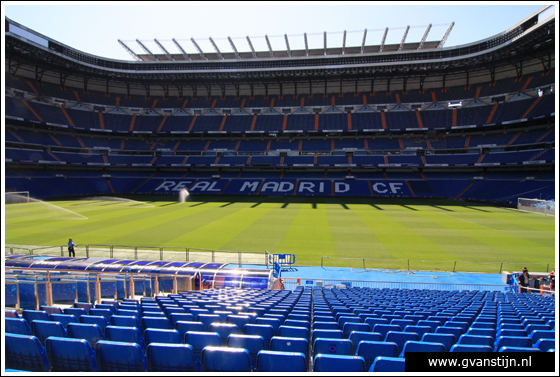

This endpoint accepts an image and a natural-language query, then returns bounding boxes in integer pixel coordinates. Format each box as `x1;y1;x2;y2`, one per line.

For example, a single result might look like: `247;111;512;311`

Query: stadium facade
4;6;555;204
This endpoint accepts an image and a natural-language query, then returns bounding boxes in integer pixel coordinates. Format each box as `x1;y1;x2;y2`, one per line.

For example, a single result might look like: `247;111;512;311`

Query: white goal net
517;198;555;216
5;191;30;204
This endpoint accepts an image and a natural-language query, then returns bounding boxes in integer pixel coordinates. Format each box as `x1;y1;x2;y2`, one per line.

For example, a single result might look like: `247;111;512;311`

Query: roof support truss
246;36;257;58
438;22;455;48
136;39;156;60
118;39;141;61
323;31;327;55
379;27;388;52
228;37;240;59
361;29;367;53
154;39;173;60
304;33;309;56
265;35;274;57
172;38;190;60
209;37;223;60
284;34;292;57
398;26;410;51
342;30;347;54
191;38;206;60
417;24;432;50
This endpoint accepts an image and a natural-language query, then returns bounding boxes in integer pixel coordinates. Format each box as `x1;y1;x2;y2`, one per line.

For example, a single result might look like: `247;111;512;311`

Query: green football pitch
4;195;556;273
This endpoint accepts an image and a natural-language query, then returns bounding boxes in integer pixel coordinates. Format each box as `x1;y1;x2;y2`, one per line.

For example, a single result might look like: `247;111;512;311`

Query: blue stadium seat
209;323;240;345
313;321;339;330
49;314;78;330
256;350;307;372
373;324;401;340
493;336;532;352
338;316;361;330
421;333;456;352
444;321;469;333
284;319;311;330
270;336;309;362
255;317;281;335
399;341;445;357
391;319;416;332
355;341;399;371
244;324;275;348
169;313;194;327
466;328;496;339
417;320;441;332
89;308;113;322
95;340;147;372
450;344;493;352
45;337;99;372
64;307;87;321
80;315;108;333
226;314;253;329
6;318;33;335
313;337;353;357
342;322;370;338
39;305;63;316
534;339;555;352
67;323;105;348
435;326;463;341
498;347;541;352
111;315;140;329
74;302;93;313
403;325;433;339
117;309;140;319
457;334;494;348
385;331;420;353
184;331;222;360
202;346;253;372
31;320;67;346
5;334;50;372
278;325;309;339
175;321;204;338
528;330;555;345
5;309;20;318
313;354;365;372
497;329;528;338
227;334;266;370
141;316;173;333
146;343;201;372
348;331;382;352
144;328;182;348
197;313;221;330
95;304;117;315
105;326;144;350
22;310;49;324
369;356;405;372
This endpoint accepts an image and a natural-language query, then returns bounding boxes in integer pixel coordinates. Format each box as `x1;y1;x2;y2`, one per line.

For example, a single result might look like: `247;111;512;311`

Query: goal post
517;198;555;216
5;191;30;204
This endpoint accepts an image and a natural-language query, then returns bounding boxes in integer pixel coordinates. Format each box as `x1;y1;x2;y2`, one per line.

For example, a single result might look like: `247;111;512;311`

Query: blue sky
3;2;554;60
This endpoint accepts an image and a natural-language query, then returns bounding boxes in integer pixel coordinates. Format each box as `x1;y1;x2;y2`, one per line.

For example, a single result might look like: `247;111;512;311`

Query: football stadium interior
4;5;557;373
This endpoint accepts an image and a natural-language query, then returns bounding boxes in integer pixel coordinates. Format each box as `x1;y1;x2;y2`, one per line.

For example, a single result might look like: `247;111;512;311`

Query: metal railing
5;244;269;267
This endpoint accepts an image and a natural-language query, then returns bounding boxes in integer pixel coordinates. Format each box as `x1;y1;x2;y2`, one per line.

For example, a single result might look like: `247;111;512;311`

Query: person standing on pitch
68;238;76;257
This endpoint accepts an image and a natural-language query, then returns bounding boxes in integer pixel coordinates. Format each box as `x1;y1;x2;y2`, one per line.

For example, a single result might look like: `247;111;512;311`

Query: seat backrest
147;343;200;372
355;341;398;370
311;329;343;343
384;332;419;353
6;318;32;335
313;321;339;330
63;307;87;321
169;313;194;327
399;341;445;357
105;326;144;350
534;338;555;352
31;320;67;346
39;306;63;316
255;317;281;334
141;316;173;332
110;315;140;329
365;318;389;329
144;328;181;348
45;336;98;372
80;315;108;333
450;344;493;352
197;314;221;330
373;324;401;340
49;314;78;329
184;331;222;360
227;334;265;369
116;309;140;319
67;323;105;348
208;323;240;344
73;302;93;313
284;319;310;330
421;333;456;352
493;336;532;352
175;321;204;338
348;331;382;352
403;325;433;340
89;308;113;322
256;350;307;372
5;334;50;372
202;346;253;372
416;320;440;332
95;304;117;315
243;324;274;346
313;338;353;357
466;328;496;339
435;326;463;340
497;329;528;338
458;334;493;347
5;309;20;318
313;354;365;372
270;336;309;361
528;330;555;344
369;356;405;372
390;319;416;332
342;322;370;338
498;346;542;352
95;340;147;372
22;310;49;323
278;325;309;339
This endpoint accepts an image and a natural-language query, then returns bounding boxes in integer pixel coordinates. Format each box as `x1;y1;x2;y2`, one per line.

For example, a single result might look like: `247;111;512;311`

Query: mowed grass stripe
277;202;335;264
219;201;301;252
